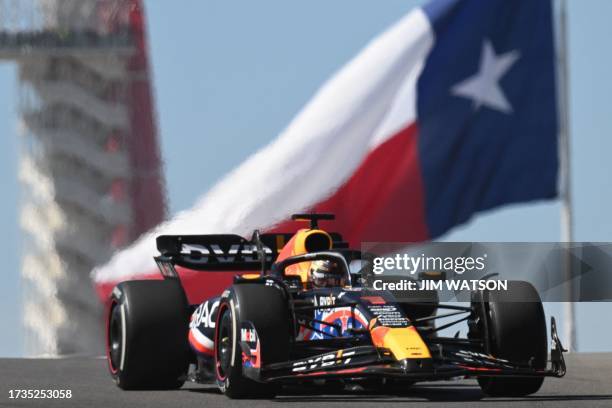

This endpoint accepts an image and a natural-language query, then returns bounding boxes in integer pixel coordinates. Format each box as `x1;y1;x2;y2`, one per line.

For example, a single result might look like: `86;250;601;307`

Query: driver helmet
309;260;344;288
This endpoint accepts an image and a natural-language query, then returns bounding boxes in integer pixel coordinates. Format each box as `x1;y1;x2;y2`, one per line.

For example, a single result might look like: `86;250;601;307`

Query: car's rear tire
214;283;291;399
472;281;547;397
106;280;190;390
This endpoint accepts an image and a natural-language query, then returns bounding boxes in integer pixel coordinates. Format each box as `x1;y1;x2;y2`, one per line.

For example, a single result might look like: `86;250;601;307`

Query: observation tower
0;0;165;355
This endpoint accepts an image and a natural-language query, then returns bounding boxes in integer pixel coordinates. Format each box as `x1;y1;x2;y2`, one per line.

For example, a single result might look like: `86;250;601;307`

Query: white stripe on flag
93;7;434;284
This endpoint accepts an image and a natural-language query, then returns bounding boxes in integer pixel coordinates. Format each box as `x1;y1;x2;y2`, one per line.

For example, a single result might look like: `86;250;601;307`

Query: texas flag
93;0;558;300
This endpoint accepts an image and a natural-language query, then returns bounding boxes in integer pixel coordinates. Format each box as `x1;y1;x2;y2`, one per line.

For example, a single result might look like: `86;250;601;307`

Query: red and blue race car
105;213;565;398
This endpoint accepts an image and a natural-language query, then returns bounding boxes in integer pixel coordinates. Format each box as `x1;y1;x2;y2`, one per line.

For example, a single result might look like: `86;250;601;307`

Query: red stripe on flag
272;122;429;245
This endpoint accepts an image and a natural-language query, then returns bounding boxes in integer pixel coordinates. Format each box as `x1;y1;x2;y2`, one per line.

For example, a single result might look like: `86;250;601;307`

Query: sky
1;0;611;356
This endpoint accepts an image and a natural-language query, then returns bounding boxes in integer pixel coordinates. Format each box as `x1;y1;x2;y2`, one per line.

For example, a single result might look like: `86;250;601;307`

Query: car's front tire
214;283;291;398
471;281;547;397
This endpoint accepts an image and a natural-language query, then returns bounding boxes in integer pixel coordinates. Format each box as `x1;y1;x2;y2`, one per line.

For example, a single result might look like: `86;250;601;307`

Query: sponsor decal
190;300;220;329
292;350;356;372
313;295;336;308
181;243;273;263
241;327;257;343
240;323;260;369
367;304;409;327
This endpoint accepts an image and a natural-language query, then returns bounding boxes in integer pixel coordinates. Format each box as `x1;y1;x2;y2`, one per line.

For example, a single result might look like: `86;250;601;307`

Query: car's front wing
253;318;566;383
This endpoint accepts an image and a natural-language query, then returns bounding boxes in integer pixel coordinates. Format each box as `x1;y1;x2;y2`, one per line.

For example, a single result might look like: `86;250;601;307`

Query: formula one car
105;213;566;398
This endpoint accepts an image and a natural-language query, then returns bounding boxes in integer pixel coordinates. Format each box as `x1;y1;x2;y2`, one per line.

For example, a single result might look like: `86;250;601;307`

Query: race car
105;213;566;398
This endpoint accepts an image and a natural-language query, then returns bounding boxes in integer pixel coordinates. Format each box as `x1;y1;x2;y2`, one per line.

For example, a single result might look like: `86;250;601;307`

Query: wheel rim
108;304;122;373
216;307;233;380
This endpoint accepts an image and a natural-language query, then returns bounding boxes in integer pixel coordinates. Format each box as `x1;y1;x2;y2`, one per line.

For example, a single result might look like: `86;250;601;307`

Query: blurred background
0;0;610;357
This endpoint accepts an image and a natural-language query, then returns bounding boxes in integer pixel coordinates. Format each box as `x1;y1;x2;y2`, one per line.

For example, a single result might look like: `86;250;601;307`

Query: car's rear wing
154;231;347;278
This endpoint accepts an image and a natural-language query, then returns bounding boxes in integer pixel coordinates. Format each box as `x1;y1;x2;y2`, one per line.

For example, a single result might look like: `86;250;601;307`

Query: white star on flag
451;39;520;114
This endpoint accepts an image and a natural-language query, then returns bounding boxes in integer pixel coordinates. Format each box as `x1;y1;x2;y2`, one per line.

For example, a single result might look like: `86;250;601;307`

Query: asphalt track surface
0;353;611;408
